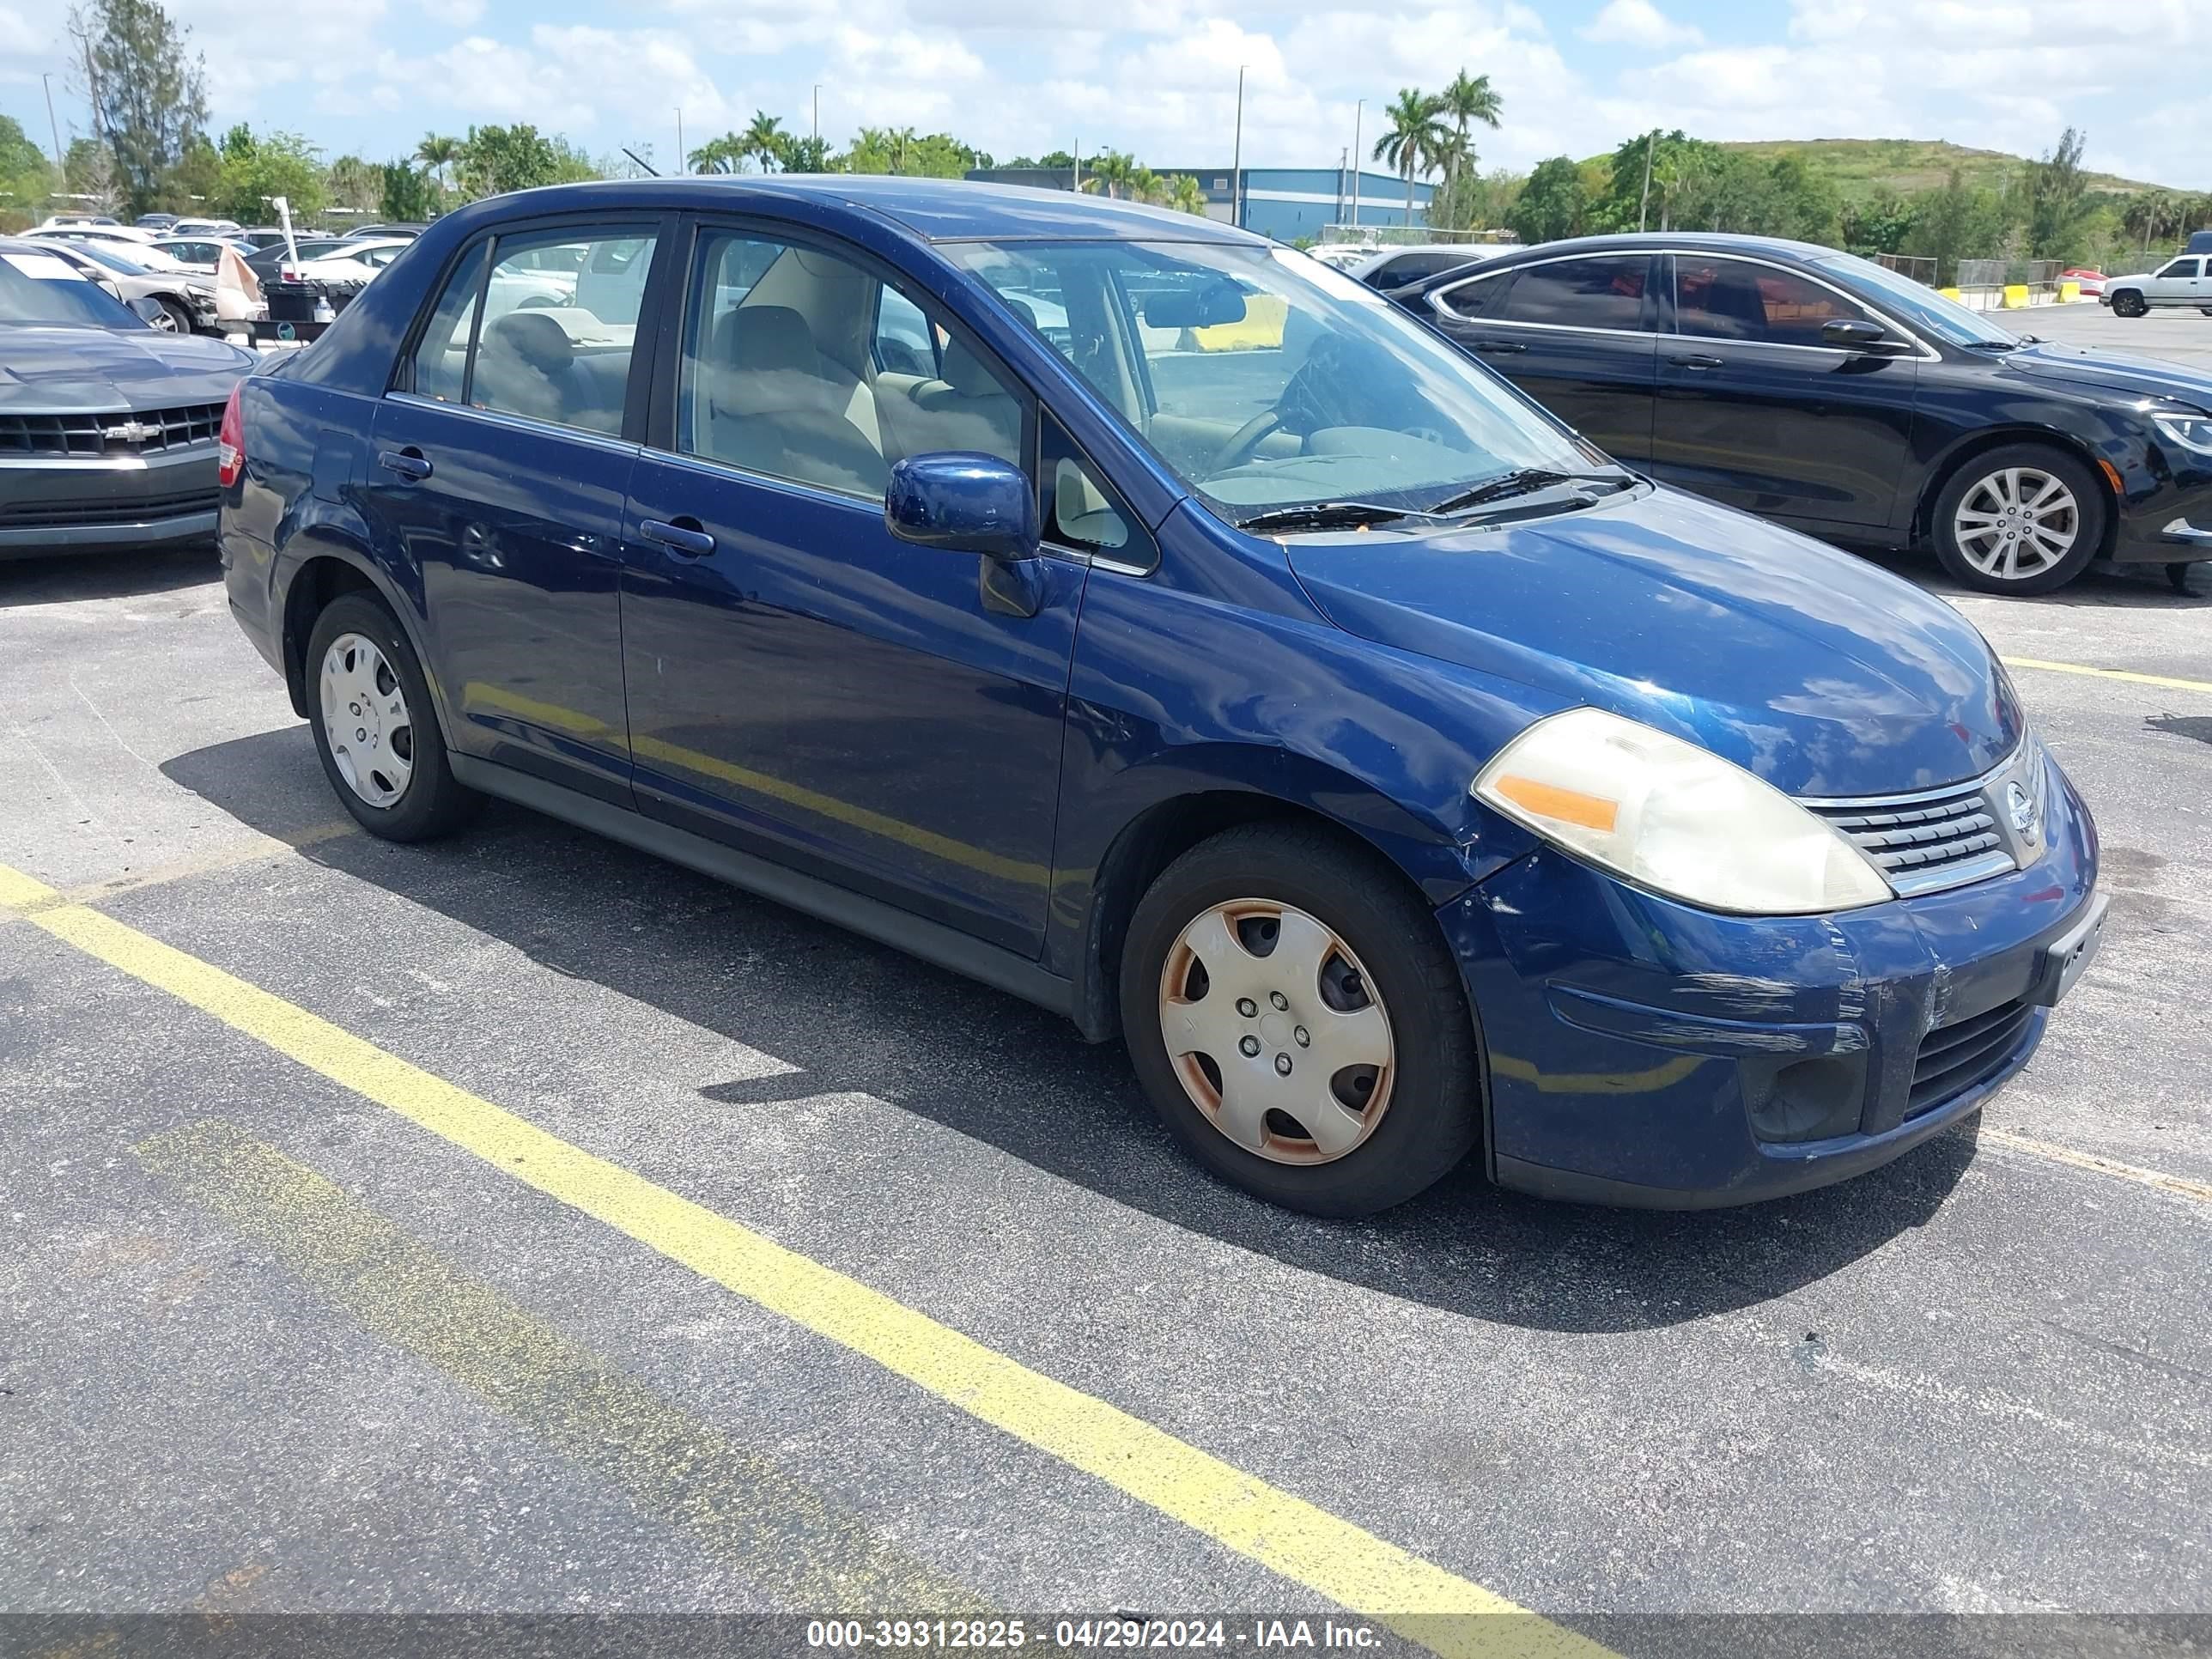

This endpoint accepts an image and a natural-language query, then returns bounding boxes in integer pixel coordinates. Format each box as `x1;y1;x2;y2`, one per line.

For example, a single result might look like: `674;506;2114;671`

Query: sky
3;0;2206;192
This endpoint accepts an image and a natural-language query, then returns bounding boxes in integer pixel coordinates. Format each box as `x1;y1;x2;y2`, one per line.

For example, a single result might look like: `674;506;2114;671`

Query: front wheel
2112;291;2147;318
1119;823;1480;1217
150;296;191;332
1930;445;2106;594
305;592;481;842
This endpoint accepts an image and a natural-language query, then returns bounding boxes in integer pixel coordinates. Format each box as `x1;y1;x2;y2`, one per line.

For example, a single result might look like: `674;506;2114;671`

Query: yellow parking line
137;1120;986;1612
2002;657;2212;697
1984;1127;2212;1206
0;858;1603;1659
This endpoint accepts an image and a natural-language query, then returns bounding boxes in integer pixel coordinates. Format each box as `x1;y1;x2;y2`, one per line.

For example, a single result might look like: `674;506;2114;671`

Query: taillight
217;381;244;489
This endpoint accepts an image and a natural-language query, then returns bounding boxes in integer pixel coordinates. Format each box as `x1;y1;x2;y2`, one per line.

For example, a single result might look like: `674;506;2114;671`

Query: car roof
1480;230;1844;263
455;175;1261;246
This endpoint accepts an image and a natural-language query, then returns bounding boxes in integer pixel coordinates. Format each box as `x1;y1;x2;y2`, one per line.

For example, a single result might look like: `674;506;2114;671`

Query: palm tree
1373;89;1448;227
416;134;460;198
741;112;787;173
1082;150;1138;200
1437;70;1503;189
1168;173;1207;216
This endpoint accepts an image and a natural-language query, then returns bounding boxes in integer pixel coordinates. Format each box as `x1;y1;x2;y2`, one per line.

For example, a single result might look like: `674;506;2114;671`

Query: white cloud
372;24;737;137
1581;0;1702;49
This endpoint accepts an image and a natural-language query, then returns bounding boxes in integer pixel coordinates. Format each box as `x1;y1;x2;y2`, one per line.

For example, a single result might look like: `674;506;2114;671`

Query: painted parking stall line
0;858;1606;1659
2002;656;2212;697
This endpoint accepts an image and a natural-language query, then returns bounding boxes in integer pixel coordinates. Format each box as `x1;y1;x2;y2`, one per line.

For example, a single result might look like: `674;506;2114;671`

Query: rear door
1419;252;1659;460
362;216;671;805
618;218;1084;955
1649;252;1919;530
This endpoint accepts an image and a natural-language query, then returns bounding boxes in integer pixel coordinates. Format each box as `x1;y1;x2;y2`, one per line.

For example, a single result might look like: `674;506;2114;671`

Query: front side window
2158;258;2202;281
1675;258;1872;347
946;239;1593;522
677;229;1027;502
1494;256;1650;331
466;228;656;435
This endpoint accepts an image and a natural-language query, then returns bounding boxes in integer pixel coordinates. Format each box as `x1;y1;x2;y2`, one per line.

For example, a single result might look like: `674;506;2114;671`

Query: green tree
210;125;325;223
780;134;830;173
842;128;980;179
324;154;381;214
1437;69;1503;190
455;124;596;199
2019;126;2095;262
1841;189;1917;256
1506;155;1588;244
380;160;438;222
1081;149;1139;199
1167;173;1208;216
416;134;461;198
1899;167;2007;286
740;111;787;172
0;116;56;230
155;133;220;215
1373;88;1448;227
688;133;746;174
66;0;209;216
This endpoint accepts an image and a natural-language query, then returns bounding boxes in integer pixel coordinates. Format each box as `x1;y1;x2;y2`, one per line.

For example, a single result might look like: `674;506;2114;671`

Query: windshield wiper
1233;500;1449;532
1425;468;1632;514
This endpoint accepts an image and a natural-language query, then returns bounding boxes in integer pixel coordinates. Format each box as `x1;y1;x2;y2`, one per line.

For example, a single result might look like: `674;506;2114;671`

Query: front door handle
1668;352;1725;369
1473;339;1527;355
641;517;715;558
377;447;432;481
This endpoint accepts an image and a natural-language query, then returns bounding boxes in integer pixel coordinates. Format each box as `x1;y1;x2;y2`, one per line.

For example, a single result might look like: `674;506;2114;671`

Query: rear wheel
1930;444;2106;594
2112;291;2147;318
150;296;191;332
305;592;480;842
1119;822;1480;1217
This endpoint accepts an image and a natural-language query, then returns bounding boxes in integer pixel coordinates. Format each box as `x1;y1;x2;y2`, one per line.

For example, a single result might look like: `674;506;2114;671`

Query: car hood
1283;486;2021;799
0;325;254;410
1997;339;2212;410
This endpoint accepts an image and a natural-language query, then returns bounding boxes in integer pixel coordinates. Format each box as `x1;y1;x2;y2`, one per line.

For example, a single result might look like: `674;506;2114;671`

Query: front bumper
2112;442;2212;566
1446;748;2100;1208
0;447;220;557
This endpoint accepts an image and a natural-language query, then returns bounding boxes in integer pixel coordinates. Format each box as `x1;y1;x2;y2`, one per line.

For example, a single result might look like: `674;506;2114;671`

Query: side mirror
884;453;1039;562
126;294;167;326
1822;318;1908;354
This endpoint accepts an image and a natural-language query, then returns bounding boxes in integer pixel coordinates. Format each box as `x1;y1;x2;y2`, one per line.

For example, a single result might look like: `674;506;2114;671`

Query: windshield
1810;252;2020;349
0;249;138;328
945;239;1597;525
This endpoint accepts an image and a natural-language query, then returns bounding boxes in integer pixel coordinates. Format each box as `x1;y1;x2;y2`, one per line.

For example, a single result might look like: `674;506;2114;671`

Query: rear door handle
1667;353;1725;369
641;517;715;558
377;448;431;481
1473;339;1527;355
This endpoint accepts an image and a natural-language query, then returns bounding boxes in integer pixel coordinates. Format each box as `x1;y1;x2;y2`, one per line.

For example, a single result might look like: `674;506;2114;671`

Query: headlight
1473;708;1893;915
2154;412;2212;456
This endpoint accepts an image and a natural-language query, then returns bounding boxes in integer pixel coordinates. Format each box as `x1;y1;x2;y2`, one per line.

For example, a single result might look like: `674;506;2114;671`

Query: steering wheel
1204;410;1285;477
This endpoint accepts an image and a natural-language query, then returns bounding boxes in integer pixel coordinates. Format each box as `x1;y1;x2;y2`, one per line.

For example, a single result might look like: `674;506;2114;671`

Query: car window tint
1437;270;1512;320
1495;257;1648;331
470;228;654;436
2162;258;2202;280
1042;411;1150;564
1676;258;1873;346
678;229;1026;503
407;240;489;404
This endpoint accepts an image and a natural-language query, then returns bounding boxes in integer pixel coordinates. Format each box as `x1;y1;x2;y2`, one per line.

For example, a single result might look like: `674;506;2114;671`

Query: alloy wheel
319;632;414;807
149;306;179;331
1157;898;1395;1165
1952;465;2081;583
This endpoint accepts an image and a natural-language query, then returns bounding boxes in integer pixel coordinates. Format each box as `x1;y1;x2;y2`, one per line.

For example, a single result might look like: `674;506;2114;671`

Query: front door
363;220;668;804
1649;252;1918;530
1421;252;1660;461
2149;258;2204;307
620;222;1082;955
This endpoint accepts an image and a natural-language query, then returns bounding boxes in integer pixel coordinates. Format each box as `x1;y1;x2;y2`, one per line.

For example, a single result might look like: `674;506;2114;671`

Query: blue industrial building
963;165;1433;242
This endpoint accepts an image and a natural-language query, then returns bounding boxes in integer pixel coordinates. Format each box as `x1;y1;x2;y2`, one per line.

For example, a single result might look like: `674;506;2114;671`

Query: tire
1929;444;2106;595
2171;562;2202;596
150;295;191;333
2112;291;2147;318
1118;821;1480;1217
304;592;480;842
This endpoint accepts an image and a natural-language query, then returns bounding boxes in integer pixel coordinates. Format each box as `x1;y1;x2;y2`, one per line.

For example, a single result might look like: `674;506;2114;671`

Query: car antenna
623;148;660;179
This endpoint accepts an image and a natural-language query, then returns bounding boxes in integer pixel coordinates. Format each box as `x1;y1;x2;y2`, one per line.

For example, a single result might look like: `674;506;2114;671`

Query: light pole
812;85;821;152
40;72;64;174
1230;65;1247;229
1349;99;1364;228
676;106;686;175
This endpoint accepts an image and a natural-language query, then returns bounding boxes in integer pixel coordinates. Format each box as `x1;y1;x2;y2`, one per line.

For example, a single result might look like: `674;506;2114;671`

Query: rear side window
408;240;489;404
1437;270;1513;321
1674;258;1873;347
1494;256;1649;331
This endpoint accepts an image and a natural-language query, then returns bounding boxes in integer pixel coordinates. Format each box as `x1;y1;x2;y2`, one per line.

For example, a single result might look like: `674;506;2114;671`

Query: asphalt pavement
3;305;2211;1656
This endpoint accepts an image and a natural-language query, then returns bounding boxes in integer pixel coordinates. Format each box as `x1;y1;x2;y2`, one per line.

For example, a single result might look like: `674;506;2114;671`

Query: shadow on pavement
0;545;221;607
164;725;1975;1337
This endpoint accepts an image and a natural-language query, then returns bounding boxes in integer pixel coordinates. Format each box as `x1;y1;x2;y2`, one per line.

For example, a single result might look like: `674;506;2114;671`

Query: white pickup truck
2105;253;2212;318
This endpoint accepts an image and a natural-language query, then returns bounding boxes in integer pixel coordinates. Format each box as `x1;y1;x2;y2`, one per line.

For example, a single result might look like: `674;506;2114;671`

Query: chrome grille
0;403;225;459
1801;745;2040;898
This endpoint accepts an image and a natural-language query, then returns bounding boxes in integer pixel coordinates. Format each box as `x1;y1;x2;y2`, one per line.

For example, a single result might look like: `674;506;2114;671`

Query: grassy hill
1707;139;2172;199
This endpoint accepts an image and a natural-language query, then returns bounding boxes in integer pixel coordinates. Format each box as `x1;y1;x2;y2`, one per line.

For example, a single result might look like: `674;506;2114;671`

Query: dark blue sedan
216;179;2104;1215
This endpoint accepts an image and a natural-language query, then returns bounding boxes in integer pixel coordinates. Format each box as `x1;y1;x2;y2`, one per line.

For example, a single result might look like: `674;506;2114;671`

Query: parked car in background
150;236;258;273
1351;243;1501;294
135;213;180;232
170;217;242;237
27;224;179;264
32;239;218;335
244;238;352;284
2059;268;2106;298
1396;232;2212;593
339;222;428;241
36;213;121;230
1307;242;1377;271
221;179;2102;1216
2104;256;2212;317
0;238;254;557
238;228;295;252
280;237;412;286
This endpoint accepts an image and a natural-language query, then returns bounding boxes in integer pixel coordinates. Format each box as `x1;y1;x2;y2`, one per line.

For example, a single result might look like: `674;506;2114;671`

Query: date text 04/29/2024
804;1619;1384;1649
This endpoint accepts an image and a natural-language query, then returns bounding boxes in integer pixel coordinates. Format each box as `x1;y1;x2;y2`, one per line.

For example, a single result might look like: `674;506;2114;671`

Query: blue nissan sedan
216;179;2105;1216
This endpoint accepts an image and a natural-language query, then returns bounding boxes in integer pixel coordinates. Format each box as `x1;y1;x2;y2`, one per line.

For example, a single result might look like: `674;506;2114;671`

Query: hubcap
1953;465;2079;581
318;633;414;808
1158;899;1395;1165
149;307;179;331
